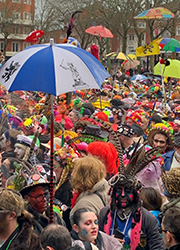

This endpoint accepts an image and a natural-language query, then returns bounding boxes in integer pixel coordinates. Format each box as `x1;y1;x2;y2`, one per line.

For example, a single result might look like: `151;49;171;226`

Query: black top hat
81;124;109;138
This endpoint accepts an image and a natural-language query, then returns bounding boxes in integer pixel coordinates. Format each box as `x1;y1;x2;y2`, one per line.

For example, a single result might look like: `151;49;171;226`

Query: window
142;33;145;41
23;42;28;49
12;26;20;34
12;12;20;19
0;0;5;2
128;47;135;54
0;42;4;51
24;0;28;3
12;42;19;52
12;0;21;2
23;27;29;34
138;22;146;28
177;26;180;36
23;12;29;20
129;34;134;41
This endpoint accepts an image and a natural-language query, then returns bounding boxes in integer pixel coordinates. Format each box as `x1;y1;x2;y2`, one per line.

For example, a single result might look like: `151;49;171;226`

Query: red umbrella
25;30;44;43
85;25;113;38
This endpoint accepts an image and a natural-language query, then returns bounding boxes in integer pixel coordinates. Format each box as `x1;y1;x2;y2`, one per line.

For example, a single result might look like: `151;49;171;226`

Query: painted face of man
115;186;134;208
14;145;26;159
0;134;7;151
27;186;49;214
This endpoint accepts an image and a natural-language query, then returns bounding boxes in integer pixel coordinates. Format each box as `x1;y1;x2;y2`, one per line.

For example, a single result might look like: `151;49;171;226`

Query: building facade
0;0;35;58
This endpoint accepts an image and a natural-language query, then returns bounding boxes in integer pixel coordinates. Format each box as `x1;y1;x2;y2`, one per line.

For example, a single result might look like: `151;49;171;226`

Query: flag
136;41;160;57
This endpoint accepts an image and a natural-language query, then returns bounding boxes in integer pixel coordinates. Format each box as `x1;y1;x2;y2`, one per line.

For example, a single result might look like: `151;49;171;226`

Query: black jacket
99;205;165;250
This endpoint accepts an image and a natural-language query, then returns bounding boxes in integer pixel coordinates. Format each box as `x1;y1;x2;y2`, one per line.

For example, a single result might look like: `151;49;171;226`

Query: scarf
104;207;142;250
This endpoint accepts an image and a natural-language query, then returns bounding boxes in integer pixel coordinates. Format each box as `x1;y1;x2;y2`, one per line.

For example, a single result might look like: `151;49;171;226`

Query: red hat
95;112;109;122
126;111;142;126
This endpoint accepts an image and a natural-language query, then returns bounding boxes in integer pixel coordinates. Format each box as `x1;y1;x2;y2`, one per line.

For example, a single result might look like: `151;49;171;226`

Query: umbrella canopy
0;40;110;95
134;7;174;19
123;59;140;70
106;51;127;60
128;54;137;60
154;59;180;78
156;37;180;52
85;25;113;38
130;74;147;81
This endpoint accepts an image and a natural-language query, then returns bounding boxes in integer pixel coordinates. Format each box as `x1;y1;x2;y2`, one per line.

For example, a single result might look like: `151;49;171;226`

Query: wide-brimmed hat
20;173;49;197
41;137;62;151
162;168;180;197
147;123;174;150
81;124;109;138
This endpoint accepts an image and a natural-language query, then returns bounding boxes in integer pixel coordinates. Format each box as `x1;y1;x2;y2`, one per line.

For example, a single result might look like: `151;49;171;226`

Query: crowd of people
0;72;180;250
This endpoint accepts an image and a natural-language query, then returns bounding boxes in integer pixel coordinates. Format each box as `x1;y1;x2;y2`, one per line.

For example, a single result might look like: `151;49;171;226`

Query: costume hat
147;123;174;150
162;168;180;197
81;124;109;139
0;188;24;217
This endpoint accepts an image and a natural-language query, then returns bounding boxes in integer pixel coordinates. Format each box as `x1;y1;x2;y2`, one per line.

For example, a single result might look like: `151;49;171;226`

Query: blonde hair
71;156;106;192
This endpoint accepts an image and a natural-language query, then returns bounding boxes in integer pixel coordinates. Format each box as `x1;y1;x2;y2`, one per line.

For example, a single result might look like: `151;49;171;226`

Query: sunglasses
153;139;166;144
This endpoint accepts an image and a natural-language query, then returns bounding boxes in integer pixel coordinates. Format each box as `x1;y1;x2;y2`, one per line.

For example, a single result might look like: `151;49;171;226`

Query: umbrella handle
160;62;168;115
50;95;54;224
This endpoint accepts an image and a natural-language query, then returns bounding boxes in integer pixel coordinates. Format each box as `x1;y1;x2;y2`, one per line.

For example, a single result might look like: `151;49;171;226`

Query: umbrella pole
160;63;167;115
50;94;54;224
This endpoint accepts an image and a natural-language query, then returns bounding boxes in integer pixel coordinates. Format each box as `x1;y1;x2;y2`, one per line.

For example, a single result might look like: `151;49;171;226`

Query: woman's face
75;212;99;244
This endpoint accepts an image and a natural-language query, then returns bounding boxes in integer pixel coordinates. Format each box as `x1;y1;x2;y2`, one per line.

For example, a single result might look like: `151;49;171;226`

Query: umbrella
154;59;180;78
0;39;110;222
128;54;137;60
85;25;113;38
123;59;140;70
0;41;108;95
106;52;127;60
156;37;180;52
130;74;147;81
134;7;174;19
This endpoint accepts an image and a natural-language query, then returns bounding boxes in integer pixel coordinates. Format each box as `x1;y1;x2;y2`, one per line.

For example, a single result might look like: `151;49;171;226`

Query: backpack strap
94;191;106;206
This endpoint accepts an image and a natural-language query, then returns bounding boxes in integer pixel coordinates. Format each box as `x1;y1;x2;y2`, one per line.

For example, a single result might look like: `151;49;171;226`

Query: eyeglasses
153;139;166;144
28;191;49;202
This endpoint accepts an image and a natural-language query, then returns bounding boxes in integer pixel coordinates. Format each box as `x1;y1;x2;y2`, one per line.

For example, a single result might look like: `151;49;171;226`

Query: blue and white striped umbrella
0;39;110;96
130;74;147;81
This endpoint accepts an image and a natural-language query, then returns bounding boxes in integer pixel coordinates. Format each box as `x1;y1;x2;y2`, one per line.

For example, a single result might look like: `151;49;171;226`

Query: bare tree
0;0;27;56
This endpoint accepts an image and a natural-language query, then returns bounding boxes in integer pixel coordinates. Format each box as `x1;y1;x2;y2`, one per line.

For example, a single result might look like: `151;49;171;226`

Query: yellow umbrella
106;52;127;60
127;54;137;60
91;98;110;109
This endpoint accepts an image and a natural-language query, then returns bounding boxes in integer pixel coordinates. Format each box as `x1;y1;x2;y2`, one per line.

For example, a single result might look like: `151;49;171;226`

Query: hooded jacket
70;179;110;225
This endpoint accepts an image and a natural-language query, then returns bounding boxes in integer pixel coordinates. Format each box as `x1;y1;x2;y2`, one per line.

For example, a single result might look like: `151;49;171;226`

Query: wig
87;141;119;175
71;156;106;192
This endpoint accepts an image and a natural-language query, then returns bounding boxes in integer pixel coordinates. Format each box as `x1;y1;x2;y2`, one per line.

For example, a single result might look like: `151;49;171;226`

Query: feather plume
92;116;125;172
125;146;159;176
66;11;83;39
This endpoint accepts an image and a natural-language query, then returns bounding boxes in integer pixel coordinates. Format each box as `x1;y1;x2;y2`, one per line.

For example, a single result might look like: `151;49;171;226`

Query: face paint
28;186;48;213
115;186;134;208
14;146;26;159
80;228;88;236
77;212;99;244
0;134;7;151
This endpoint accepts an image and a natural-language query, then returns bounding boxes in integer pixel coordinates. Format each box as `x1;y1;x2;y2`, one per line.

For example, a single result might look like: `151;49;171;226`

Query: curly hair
71;156;106;192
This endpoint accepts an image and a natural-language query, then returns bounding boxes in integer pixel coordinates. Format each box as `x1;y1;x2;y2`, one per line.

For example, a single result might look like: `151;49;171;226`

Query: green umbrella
154;59;180;78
